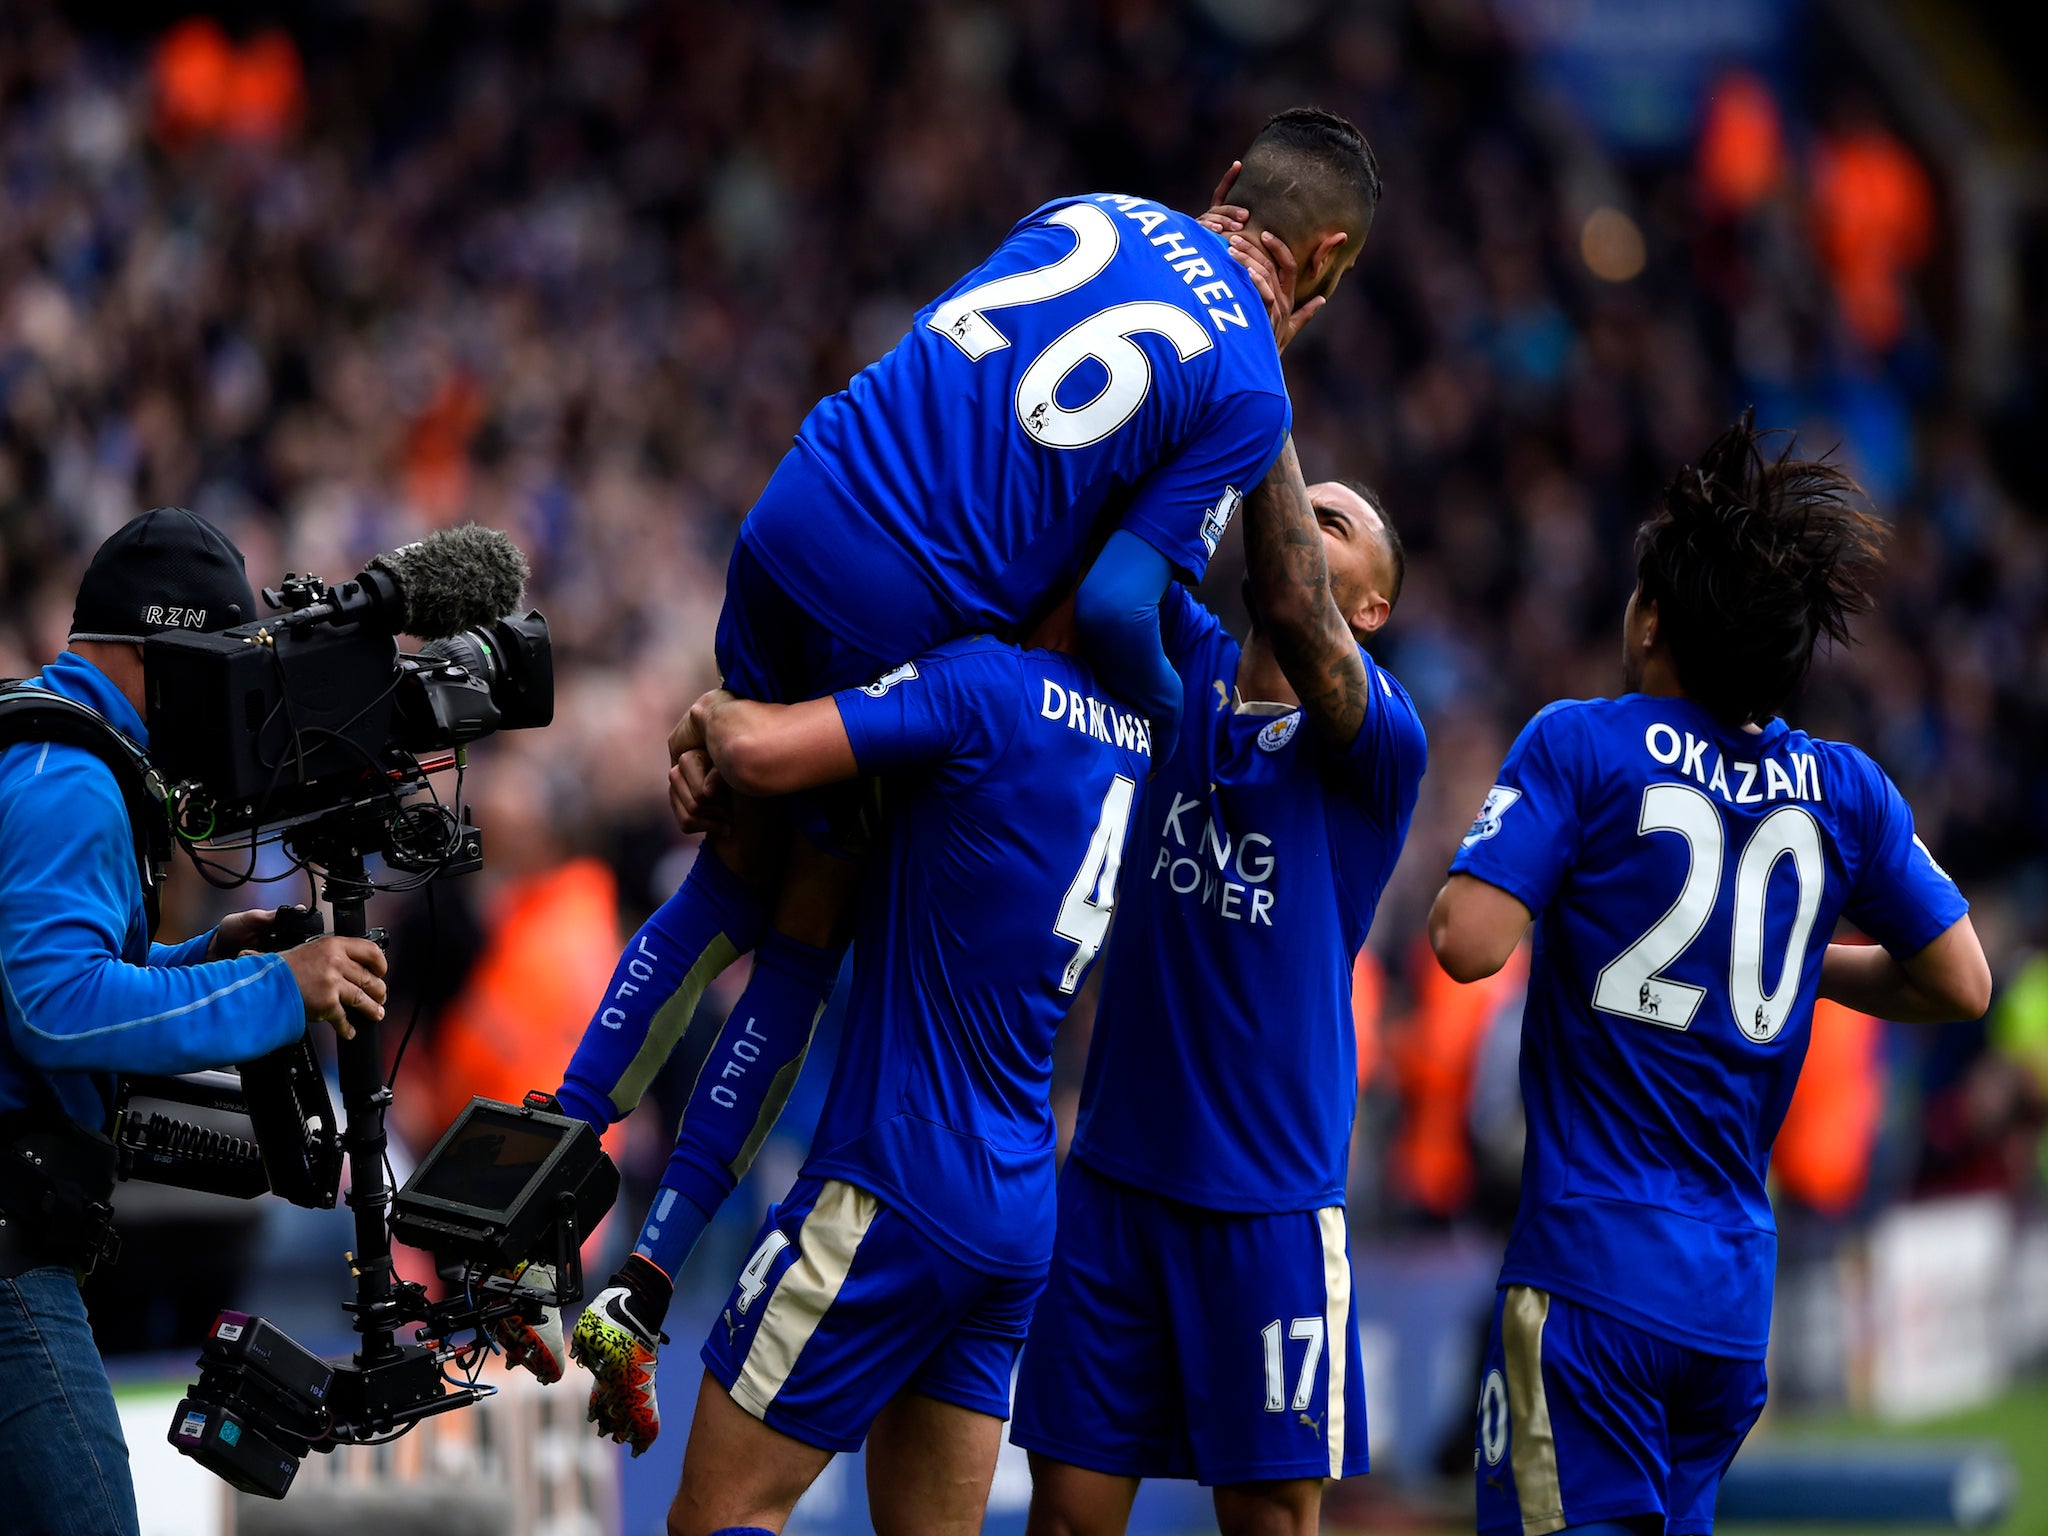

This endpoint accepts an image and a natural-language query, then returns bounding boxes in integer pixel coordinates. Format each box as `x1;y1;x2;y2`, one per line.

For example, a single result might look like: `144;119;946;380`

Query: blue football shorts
714;450;958;855
701;1175;1044;1453
1474;1285;1767;1536
1011;1158;1369;1487
718;444;960;707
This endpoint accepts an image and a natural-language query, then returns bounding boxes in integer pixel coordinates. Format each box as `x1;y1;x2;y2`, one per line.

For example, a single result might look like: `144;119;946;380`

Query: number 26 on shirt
929;203;1214;450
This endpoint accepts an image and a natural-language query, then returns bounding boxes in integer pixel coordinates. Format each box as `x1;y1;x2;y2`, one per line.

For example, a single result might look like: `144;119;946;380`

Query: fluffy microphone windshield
370;525;530;638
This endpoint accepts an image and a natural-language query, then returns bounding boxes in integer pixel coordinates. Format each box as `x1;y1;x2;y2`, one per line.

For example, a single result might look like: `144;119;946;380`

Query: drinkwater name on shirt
1039;678;1153;756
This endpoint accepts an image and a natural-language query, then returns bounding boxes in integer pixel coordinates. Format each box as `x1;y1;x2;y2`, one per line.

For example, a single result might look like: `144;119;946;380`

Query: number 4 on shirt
1055;775;1137;994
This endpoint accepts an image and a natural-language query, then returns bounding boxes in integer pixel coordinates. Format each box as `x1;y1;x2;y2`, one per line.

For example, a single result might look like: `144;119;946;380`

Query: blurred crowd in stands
3;1;2045;1338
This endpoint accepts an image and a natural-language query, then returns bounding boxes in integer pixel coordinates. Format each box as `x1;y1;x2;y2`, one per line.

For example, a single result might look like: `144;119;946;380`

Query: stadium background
2;0;2045;1531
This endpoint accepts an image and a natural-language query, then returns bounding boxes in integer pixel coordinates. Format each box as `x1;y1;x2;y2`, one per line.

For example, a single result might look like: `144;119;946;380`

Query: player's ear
1307;229;1349;290
1637;596;1661;652
1349;589;1391;638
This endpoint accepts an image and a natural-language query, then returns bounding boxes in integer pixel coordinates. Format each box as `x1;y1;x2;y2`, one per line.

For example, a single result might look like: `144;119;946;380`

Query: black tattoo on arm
1242;437;1371;745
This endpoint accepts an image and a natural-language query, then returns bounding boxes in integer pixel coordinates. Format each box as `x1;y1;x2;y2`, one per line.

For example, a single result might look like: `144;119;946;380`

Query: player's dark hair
1235;107;1382;242
1338;477;1404;607
1635;412;1886;726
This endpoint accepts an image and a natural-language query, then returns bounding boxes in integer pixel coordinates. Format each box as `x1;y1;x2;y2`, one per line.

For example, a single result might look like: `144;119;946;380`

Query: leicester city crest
1256;712;1301;753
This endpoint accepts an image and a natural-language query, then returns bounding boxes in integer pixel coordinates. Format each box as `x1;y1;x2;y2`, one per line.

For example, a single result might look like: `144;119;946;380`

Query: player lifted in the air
1430;417;1991;1536
1013;374;1424;1536
655;621;1152;1536
519;109;1383;1446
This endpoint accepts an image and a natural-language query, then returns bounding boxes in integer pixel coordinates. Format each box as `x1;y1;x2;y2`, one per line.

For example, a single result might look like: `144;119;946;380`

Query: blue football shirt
802;637;1154;1276
1069;587;1428;1212
745;194;1290;656
1452;694;1969;1357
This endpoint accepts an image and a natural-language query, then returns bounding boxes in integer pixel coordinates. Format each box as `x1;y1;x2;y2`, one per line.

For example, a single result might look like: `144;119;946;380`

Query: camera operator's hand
279;936;388;1040
208;908;279;961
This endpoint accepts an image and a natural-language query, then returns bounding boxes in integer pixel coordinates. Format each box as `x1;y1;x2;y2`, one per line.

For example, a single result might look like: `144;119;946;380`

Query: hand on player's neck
1232;217;1317;307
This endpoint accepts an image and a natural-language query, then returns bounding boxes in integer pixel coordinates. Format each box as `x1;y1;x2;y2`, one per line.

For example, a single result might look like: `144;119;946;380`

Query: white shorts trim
730;1179;878;1417
1317;1205;1351;1478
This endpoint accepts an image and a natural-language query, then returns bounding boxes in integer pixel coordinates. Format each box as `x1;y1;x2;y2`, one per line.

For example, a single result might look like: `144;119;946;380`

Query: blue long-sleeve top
1074;530;1181;762
0;652;303;1130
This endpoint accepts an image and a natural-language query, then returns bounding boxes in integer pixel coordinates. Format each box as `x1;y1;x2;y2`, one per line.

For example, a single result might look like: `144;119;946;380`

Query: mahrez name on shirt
1643;721;1823;806
1039;678;1153;756
1093;195;1251;335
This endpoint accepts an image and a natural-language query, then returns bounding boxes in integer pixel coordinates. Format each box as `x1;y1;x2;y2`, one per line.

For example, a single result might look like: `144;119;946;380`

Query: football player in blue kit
1013;438;1426;1536
519;109;1385;1449
1429;418;1992;1536
650;627;1153;1536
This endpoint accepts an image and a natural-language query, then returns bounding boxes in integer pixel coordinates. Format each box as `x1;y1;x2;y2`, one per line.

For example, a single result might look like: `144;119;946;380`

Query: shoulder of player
1793;733;1896;812
1160;583;1232;659
1357;651;1428;761
1490;696;1616;787
848;635;1018;706
1357;646;1415;710
1521;694;1609;744
920;633;1015;666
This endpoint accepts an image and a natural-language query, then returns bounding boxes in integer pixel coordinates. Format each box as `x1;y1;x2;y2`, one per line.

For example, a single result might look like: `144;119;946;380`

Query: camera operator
0;509;388;1536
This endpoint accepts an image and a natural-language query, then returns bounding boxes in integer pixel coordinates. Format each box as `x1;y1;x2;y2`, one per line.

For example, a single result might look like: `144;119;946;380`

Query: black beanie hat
70;508;258;642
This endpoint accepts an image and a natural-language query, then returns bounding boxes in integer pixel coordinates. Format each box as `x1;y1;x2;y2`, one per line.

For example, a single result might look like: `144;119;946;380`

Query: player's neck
1636;660;1764;734
1235;633;1300;711
1636;651;1686;702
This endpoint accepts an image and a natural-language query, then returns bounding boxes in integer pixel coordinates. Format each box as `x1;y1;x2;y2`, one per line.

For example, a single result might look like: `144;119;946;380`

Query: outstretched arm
1242;439;1371;745
1074;530;1180;759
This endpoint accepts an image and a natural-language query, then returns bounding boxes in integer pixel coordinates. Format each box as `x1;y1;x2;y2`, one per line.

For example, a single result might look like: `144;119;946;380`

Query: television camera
111;527;617;1498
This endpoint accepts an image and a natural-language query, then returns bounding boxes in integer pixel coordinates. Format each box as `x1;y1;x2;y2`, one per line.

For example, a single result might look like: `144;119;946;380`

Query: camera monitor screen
408;1105;568;1217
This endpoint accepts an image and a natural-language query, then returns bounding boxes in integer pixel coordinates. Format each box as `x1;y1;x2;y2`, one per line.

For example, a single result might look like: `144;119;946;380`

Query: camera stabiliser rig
109;527;618;1498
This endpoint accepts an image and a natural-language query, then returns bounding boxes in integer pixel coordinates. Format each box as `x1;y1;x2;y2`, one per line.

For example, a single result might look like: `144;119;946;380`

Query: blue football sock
632;929;845;1278
556;852;768;1130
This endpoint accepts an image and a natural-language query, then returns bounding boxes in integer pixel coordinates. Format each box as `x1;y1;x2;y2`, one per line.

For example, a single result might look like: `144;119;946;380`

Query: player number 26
1593;783;1824;1042
928;203;1214;450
